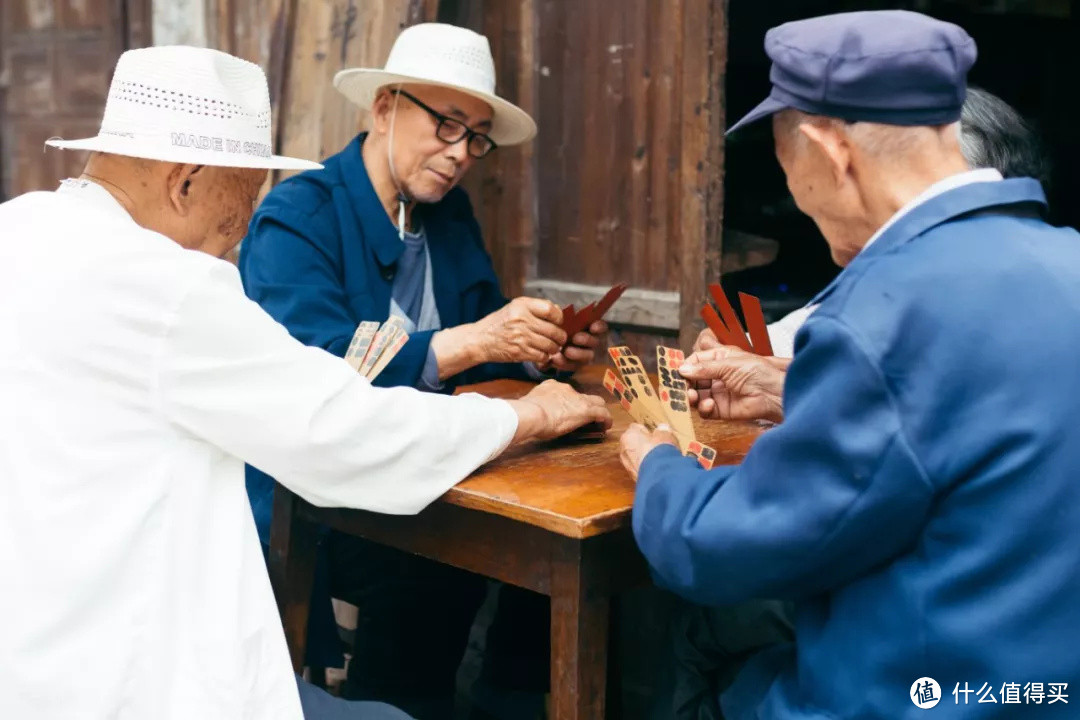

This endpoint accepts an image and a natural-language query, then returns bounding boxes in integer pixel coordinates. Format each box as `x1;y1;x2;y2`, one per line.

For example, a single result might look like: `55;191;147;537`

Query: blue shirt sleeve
633;314;935;606
418;343;444;392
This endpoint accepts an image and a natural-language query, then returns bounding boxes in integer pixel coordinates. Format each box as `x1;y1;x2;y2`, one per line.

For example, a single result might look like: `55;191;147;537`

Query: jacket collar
339;132;406;269
810;177;1048;306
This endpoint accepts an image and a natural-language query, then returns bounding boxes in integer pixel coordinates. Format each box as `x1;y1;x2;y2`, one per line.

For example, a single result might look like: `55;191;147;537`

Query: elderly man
684;86;1054;425
647;86;1057;720
239;24;592;714
0;46;609;720
621;11;1080;719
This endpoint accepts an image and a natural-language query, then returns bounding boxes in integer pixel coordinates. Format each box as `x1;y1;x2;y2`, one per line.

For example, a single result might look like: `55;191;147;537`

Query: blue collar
339;132;406;269
810;177;1047;306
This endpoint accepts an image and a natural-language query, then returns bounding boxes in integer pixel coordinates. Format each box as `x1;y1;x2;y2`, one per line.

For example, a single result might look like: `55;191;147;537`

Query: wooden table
269;366;765;719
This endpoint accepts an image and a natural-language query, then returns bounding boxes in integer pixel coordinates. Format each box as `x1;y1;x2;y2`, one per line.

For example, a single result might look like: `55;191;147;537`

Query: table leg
550;537;610;720
268;485;319;673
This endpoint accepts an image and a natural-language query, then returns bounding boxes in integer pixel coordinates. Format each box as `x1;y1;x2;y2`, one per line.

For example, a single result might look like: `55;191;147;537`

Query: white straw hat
333;23;537;147
47;46;321;171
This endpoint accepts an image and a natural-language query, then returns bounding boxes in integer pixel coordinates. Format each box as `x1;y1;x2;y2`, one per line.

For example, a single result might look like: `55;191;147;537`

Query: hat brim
45;135;323;171
726;95;790;136
333;69;537;147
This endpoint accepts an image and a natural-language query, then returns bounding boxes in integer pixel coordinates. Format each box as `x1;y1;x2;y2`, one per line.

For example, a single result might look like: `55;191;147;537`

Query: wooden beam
677;0;728;351
524;279;680;332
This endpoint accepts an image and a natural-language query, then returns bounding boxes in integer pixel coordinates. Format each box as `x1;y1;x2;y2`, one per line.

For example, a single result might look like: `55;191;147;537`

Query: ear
370;90;393;134
167;164;205;216
798;121;851;185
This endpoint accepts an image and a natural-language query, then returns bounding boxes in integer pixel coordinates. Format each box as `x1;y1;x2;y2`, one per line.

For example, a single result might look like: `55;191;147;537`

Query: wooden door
0;0;151;201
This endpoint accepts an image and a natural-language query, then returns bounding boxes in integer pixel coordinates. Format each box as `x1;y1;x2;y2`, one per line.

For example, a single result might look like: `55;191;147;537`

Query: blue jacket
240;133;529;545
635;179;1080;719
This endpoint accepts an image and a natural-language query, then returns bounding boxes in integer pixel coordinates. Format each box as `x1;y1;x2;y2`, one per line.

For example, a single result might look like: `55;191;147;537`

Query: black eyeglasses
391;89;498;159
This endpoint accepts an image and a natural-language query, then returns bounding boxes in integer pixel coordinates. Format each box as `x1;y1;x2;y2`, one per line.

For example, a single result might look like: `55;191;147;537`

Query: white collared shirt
0;180;517;719
768;168;1004;357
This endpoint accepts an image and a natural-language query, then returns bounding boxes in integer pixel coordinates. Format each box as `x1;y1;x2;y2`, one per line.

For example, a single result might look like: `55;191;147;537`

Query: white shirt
0;181;518;720
767;169;1004;357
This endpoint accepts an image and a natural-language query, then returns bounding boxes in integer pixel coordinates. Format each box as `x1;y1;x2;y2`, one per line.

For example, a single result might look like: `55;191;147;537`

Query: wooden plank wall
203;0;439;184
0;0;151;199
448;0;728;363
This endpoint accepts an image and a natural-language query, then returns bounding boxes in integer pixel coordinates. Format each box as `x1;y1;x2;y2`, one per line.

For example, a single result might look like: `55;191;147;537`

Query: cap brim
725;95;789;136
45;135;323;171
333;69;537;146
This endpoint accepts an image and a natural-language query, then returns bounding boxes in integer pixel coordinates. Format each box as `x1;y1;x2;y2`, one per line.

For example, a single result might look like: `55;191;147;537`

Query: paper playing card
366;330;408;381
738;292;773;357
656;347;696;451
358;316;407;378
345;321;380;372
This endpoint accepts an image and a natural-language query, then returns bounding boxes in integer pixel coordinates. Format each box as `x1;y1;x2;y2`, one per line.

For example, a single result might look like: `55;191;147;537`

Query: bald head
81;152;267;258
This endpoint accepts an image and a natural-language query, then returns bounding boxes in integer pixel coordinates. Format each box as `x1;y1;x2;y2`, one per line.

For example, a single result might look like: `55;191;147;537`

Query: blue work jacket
635;179;1080;718
239;134;528;665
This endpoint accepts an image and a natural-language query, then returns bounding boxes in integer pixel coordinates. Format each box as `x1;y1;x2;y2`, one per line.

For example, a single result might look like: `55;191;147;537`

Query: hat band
771;86;964;127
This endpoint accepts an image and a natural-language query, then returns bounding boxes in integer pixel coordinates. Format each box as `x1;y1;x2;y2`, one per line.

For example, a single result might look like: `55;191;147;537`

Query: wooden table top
449;365;767;539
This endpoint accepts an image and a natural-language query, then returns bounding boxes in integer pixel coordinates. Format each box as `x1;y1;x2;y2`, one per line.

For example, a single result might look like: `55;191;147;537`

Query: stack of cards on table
559;283;627;347
343;317;409;381
603;346;718;470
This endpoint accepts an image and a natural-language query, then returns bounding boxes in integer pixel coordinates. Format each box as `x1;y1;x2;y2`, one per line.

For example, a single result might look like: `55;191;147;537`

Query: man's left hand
536;320;608;373
619;423;679;481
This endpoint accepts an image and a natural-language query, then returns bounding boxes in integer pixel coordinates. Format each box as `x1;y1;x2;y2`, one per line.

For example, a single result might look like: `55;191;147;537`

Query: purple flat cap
727;10;977;135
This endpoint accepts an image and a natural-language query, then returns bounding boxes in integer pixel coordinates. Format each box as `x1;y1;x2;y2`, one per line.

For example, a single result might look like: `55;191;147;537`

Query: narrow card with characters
686;440;718;470
358;316;407;378
656;346;696;451
609;346;667;424
603;369;659;430
366;330;408;381
345;321;380;371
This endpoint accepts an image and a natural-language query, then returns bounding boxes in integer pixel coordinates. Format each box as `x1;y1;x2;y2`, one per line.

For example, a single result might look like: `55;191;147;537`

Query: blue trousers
297;676;413;719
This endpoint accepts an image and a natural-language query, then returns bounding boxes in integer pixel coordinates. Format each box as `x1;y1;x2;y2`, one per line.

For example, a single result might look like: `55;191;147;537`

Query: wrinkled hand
692;327;722;353
619;423;679;481
678;346;791;423
537;320;608;374
472;297;568;365
510;380;613;444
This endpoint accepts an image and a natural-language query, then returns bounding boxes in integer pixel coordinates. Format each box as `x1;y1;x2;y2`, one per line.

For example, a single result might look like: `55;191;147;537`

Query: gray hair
959;87;1051;189
777;88;1051;189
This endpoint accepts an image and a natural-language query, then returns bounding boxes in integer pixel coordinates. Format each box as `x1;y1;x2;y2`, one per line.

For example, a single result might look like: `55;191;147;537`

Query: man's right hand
692;327;722;353
471;297;567;365
507;380;613;444
678;346;790;423
431;297;568;379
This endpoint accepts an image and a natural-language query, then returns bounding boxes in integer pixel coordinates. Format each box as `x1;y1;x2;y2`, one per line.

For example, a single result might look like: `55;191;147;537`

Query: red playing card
589;283;627;325
701;304;741;348
562;284;627;344
559;304;577;332
564;303;596;338
738;291;773;357
708;284;751;351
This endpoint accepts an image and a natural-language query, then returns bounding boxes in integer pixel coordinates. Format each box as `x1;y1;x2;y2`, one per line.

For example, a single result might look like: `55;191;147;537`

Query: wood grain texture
0;0;151;199
550;537;610;720
444;365;765;539
678;0;728;351
269;482;321;672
